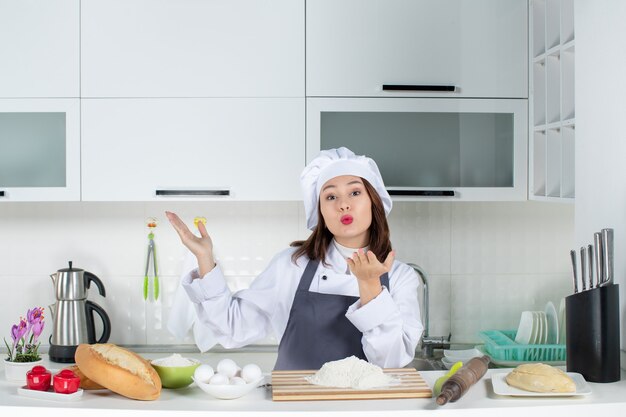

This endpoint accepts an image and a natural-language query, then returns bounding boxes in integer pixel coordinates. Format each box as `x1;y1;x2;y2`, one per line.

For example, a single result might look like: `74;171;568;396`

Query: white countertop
2;352;626;417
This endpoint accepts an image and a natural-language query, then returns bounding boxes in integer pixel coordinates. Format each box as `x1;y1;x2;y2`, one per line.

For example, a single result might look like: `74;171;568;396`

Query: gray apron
274;259;390;370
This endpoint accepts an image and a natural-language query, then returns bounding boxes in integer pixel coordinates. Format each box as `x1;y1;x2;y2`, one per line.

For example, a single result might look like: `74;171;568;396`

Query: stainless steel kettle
48;261;111;363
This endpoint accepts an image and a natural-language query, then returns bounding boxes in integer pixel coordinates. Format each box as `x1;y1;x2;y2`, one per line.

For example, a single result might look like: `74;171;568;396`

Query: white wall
575;0;626;367
0;201;573;349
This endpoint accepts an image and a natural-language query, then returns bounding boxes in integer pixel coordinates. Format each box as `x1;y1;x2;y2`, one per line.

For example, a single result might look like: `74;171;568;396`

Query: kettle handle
84;272;106;297
85;300;111;344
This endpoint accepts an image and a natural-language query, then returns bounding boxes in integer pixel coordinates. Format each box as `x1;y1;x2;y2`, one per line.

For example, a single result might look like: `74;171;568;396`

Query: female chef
165;147;423;370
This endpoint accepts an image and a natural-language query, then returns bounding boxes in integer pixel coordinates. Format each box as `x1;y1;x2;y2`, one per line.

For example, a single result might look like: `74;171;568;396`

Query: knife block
565;284;621;382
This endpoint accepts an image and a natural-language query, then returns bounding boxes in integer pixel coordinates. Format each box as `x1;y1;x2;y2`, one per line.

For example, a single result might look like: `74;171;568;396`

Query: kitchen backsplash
0;201;574;348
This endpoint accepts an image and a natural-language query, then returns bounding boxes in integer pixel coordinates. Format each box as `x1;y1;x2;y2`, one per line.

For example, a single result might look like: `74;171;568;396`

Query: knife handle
587;245;593;289
570;250;578;293
594;232;603;287
580;247;587;291
601;228;614;285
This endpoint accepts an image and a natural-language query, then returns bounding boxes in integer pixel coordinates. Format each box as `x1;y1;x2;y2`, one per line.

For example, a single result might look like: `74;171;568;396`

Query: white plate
193;376;265;400
514;311;534;345
443;348;482;361
441;357;464;369
529;312;539;344
491;372;591;397
17;386;83;402
545;301;559;344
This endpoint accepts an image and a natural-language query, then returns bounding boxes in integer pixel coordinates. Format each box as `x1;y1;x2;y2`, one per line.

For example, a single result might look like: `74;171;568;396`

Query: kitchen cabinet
529;0;575;201
81;99;304;201
81;0;304;98
306;0;527;98
307;98;528;201
0;0;79;98
0;99;81;201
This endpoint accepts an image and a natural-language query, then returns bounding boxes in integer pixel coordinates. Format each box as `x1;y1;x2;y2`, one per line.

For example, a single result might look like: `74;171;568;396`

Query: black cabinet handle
382;84;456;92
155;189;230;196
388;190;455;197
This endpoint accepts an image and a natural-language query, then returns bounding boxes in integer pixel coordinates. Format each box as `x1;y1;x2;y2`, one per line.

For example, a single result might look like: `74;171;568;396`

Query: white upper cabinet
81;99;304;201
0;99;81;201
81;0;304;98
0;0;79;97
306;0;528;98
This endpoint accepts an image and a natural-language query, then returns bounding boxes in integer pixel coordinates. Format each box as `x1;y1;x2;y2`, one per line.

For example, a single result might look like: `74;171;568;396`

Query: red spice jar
53;369;81;394
26;366;52;391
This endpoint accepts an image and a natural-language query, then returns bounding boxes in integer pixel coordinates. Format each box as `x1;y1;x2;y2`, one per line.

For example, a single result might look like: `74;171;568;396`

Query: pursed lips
340;215;353;225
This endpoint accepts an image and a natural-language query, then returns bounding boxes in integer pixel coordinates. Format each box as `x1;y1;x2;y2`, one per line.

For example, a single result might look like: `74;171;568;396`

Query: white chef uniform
172;241;423;369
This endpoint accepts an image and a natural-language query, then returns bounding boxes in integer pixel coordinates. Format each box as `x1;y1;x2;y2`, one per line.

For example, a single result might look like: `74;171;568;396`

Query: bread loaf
75;343;161;400
65;365;106;390
505;363;576;393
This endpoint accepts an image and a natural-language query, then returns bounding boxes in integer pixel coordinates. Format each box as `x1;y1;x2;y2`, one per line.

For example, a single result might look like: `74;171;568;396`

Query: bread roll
65;365;106;390
75;343;161;400
506;363;576;393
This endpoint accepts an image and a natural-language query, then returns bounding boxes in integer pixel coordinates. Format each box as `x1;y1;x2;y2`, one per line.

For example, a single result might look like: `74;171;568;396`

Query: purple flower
11;318;28;343
27;307;44;325
31;320;45;343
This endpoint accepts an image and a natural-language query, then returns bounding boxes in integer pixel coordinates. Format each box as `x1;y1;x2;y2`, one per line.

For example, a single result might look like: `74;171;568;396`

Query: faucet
408;263;451;358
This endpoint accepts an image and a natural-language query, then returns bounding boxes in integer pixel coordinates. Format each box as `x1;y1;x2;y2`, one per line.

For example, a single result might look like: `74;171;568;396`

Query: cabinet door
81;0;304;98
0;0;79;98
0;99;80;201
81;99;304;201
307;0;527;98
307;98;528;201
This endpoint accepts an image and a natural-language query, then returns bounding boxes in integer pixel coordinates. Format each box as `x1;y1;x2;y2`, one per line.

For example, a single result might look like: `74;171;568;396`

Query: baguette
506;363;576;393
75;343;161;400
65;365;106;390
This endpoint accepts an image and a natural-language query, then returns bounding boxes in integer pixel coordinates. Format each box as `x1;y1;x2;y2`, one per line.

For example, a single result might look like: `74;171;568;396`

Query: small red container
26;366;52;391
53;369;81;394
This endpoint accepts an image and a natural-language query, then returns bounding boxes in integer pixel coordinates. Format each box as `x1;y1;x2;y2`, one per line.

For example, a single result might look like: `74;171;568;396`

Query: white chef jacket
175;244;423;368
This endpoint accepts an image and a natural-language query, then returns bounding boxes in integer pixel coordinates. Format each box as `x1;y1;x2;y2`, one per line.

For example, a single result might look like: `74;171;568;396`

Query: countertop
2;352;626;417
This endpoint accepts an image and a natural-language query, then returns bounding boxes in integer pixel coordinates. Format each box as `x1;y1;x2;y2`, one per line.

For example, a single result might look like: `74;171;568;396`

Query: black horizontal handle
0;190;4;197
382;84;456;92
155;189;230;196
388;190;455;197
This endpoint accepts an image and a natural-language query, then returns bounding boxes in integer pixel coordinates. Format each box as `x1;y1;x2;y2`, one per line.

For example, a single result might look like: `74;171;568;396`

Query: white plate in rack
545;301;559;344
491;372;591;397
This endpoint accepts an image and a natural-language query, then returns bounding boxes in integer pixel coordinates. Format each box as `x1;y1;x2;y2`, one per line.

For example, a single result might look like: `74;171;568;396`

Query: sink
407;357;445;371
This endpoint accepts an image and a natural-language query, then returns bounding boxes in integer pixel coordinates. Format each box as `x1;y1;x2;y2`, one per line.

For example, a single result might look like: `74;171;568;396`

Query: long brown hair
290;178;392;264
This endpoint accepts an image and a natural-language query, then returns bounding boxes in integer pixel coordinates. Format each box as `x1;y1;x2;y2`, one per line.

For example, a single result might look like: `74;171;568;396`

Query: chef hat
301;147;392;230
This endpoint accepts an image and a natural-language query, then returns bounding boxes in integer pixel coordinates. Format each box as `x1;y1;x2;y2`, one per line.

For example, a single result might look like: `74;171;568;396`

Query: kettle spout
50;272;57;286
48;304;56;320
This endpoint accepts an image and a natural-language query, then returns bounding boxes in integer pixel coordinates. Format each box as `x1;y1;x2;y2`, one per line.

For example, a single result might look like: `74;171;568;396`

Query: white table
2;352;626;417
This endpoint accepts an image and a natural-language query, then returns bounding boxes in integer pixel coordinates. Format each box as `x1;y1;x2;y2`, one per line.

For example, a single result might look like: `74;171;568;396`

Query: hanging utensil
144;218;159;301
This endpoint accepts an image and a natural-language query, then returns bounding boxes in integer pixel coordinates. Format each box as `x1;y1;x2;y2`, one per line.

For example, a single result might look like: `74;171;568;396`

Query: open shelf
529;0;575;201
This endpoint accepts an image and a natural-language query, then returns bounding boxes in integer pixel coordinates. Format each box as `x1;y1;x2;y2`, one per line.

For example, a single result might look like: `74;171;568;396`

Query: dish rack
479;330;566;362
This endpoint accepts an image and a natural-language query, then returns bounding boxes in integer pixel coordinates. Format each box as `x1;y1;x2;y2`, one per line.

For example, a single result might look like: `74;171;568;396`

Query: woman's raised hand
347;249;395;305
165;211;215;276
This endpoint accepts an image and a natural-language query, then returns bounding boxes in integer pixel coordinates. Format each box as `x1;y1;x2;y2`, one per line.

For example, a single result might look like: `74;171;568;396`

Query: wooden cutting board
271;368;432;401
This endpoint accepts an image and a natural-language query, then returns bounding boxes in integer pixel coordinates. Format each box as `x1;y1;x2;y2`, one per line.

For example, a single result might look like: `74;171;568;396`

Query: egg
229;376;247;385
241;363;262;383
209;373;229;385
216;358;238;378
193;364;215;383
